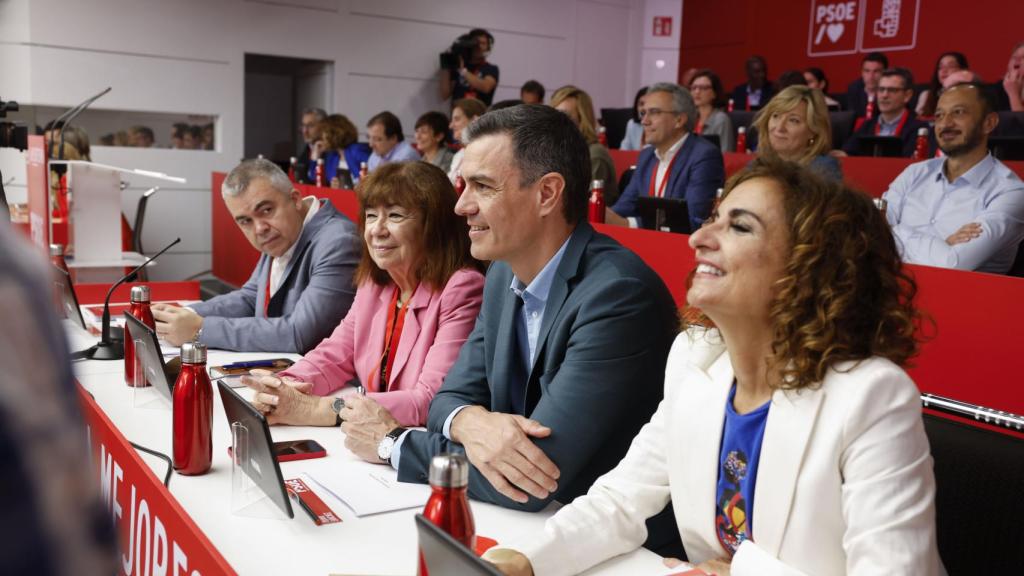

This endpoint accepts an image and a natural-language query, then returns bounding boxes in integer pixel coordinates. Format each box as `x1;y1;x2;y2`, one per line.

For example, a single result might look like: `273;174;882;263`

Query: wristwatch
332;397;345;427
377;427;407;463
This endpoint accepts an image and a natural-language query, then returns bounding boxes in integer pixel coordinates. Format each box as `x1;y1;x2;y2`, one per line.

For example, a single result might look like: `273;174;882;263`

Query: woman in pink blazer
243;161;484;427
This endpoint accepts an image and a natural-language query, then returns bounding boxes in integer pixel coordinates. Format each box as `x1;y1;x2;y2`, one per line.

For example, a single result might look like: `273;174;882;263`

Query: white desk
68;323;672;576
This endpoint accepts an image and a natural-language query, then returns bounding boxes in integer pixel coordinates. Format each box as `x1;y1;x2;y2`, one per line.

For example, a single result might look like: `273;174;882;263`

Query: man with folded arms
153;159;360;352
840;68;932;158
883;83;1024;273
341;105;678;523
604;82;724;232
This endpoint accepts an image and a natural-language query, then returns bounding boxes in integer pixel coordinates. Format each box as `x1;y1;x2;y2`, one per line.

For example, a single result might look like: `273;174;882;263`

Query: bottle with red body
419;453;475;576
912;127;929;160
288;156;298;183
455;175;466;196
50;243;69;274
873;198;888;221
735;126;747;154
865;94;875;120
597;125;608;146
173;342;213;476
588;179;605;224
315;158;325;187
124;285;155;387
727;98;735;113
359;161;369;181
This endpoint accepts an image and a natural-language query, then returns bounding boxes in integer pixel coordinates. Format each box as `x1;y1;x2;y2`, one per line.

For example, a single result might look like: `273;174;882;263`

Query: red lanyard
264;271;272;317
694;119;704;135
376;286;414;392
649;148;681;198
874;109;909;136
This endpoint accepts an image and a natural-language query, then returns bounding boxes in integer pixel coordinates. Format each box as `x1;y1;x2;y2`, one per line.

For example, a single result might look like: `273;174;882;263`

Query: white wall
1;0;670;281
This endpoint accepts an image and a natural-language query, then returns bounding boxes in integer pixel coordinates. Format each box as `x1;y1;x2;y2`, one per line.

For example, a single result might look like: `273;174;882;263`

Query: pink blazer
279;268;484;426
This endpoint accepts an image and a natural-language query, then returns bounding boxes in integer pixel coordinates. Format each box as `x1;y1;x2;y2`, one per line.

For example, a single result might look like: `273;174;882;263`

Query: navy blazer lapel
528;223;592;377
491;281;521;414
666;135;695;200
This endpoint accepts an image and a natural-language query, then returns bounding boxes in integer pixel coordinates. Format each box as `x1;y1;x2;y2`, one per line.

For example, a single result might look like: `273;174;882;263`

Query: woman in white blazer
487;158;942;576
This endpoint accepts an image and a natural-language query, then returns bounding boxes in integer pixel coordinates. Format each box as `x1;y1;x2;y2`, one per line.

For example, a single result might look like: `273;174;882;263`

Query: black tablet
52;264;86;331
415;514;501;576
124;313;180;400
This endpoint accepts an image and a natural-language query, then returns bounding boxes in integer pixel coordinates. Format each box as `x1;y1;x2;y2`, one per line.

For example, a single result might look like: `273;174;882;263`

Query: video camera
439;28;493;71
1;98;28;151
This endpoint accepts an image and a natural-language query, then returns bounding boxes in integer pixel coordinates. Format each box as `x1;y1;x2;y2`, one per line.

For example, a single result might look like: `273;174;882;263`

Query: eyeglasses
639;108;680;119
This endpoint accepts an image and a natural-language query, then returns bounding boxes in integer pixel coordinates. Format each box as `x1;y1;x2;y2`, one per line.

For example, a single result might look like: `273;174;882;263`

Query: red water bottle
315;158;325;187
597;125;607;146
455;175;466;196
735;126;747;154
419;453;475;576
173;342;213;475
124;285;155;387
359;161;369;181
865;94;875;120
288;156;298;183
912;127;929;160
727;98;735;113
588;179;605;224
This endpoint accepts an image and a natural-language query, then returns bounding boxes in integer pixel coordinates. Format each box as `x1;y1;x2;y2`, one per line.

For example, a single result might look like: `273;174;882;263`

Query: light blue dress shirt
883;154;1024;274
389;238;571;470
367;140;421;172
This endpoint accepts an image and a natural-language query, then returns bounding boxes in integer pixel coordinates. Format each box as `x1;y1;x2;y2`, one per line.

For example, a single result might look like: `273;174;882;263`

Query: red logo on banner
808;0;860;56
860;0;920;51
653;16;673;37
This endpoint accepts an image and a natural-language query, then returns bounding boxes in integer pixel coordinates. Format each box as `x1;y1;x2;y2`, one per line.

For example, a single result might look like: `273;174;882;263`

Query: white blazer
509;329;942;576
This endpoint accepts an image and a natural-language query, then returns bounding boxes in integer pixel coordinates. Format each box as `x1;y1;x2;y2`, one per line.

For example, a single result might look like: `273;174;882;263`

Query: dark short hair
129;125;155;142
804;67;828;87
468;28;494;48
453;98;487;120
863;51;889;68
415;111;450;143
488;99;523;112
521;80;545;101
355;161;483;287
367;111;404;142
776;69;808;90
691;69;726;109
466;104;591;225
746;55;767;70
881;67;914;90
940;82;997;117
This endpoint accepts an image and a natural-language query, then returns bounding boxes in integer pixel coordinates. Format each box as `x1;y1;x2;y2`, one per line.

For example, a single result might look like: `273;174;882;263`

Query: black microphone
50;87;111;160
79;237;181;361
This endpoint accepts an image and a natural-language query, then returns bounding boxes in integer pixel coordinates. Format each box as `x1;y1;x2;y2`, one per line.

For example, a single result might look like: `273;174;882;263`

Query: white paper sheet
300;459;431;517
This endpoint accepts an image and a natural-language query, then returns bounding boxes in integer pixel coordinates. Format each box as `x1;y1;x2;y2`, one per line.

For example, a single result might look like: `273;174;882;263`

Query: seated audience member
128;125;155;148
295;107;327;183
551;85;621;205
447;98;487;183
775;69;808;90
183;125;201;149
607;82;725;231
201;122;215;150
520;80;545;105
803;67;841;110
440;28;499;106
414;111;455;174
366;111;420;172
620;86;648;151
242;162;485;427
883;83;1024;274
489;99;523;112
847;51;888;123
753;85;842;181
0;226;116;576
730;56;775;111
486;158;942;576
170;122;188;149
917;52;969;118
310;114;371;187
998;41;1024;111
60;126;92;161
153;159;360;352
841;68;930;157
690;70;735;152
338;105;678;516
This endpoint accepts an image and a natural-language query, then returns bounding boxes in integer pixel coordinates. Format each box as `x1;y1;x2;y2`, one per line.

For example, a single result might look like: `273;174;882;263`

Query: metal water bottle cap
738;126;746;134
917;127;928;136
49;244;64;257
429;453;469;488
180;341;207;364
716;188;724;199
873;198;888;211
591;179;604;190
130;285;151;303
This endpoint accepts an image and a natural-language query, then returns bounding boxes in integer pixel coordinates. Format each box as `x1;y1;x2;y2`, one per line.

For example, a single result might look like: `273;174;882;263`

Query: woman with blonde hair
551;85;620;205
752;85;841;181
487;158;940;575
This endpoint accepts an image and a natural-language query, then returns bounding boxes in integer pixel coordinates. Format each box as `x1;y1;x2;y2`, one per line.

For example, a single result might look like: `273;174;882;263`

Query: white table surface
66;322;674;576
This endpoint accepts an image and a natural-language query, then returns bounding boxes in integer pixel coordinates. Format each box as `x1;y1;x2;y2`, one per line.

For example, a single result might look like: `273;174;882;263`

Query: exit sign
653;16;673;37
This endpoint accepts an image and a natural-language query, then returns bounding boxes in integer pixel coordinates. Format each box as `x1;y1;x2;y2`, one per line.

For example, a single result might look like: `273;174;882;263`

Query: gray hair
647;82;697;132
221;159;293;199
302;107;327;121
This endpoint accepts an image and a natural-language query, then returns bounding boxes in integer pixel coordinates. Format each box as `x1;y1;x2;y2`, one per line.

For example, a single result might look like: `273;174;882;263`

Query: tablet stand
230;421;288;519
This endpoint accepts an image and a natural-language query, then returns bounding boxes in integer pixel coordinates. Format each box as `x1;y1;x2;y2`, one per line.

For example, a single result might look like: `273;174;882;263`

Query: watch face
377;437;394;461
332;397;345;413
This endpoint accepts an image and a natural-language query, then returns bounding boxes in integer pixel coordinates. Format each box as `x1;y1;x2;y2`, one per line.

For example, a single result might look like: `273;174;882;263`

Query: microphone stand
49;87;111;160
77;237;180;361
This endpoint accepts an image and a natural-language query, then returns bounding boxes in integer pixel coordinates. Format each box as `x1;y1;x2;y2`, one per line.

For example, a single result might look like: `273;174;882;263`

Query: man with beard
882;83;1024;274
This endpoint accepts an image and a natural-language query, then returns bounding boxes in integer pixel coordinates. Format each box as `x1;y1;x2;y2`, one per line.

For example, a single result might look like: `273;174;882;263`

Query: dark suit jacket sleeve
683;143;726;230
399;276;673;512
610;151;647;218
190;263;260;318
196;227;359;353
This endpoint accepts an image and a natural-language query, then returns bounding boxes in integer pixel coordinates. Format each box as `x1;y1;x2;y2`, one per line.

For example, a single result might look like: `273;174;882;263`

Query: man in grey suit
342;105;678;515
153;159;359;353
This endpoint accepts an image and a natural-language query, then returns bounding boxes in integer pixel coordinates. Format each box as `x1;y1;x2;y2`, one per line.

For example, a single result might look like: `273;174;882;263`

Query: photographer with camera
439;28;499;107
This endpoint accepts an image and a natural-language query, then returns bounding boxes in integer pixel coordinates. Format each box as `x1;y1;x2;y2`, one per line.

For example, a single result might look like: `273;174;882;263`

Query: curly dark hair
686;158;926;390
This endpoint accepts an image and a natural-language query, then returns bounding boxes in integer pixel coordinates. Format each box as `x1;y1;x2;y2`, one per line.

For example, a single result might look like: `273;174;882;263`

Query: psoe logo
808;0;860;56
873;0;901;38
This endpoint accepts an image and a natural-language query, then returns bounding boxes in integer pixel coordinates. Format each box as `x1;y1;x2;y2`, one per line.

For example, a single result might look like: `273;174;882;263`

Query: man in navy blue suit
606;82;725;232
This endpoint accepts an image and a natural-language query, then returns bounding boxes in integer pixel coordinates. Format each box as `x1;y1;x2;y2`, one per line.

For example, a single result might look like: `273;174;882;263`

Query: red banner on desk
79;385;236;576
26;135;50;251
